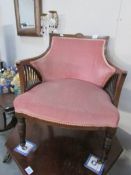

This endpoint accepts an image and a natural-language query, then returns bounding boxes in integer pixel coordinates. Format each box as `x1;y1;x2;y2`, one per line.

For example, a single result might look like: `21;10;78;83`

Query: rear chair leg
48;125;54;138
101;128;116;163
17;116;27;150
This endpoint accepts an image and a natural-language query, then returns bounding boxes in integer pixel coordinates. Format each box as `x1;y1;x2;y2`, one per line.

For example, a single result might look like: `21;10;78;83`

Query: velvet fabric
31;36;115;87
14;79;119;128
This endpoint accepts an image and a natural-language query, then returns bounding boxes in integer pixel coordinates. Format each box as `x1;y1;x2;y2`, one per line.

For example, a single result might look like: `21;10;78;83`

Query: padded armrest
16;59;42;93
104;65;127;107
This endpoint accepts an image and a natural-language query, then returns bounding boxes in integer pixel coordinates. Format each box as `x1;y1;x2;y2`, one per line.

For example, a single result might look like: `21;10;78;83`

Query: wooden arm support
16;58;42;93
104;66;127;107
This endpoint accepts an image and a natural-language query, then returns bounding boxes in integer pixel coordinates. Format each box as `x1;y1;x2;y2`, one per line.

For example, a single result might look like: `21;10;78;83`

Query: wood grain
6;120;123;175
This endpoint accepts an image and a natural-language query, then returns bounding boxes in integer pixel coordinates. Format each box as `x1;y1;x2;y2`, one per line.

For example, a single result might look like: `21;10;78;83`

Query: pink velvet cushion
14;79;119;128
31;36;115;87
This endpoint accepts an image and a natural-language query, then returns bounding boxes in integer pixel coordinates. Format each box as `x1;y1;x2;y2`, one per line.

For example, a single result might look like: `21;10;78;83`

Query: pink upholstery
32;36;115;87
14;79;119;128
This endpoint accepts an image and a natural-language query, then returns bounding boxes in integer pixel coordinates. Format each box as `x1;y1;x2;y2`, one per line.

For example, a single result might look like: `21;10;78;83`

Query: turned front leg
48;126;54;138
17;116;26;149
101;128;116;163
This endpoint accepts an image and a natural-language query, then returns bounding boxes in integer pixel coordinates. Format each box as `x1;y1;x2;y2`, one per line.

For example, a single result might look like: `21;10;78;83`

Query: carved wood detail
16;61;42;93
17;117;26;148
104;74;118;104
104;70;127;107
101;129;116;163
23;64;42;91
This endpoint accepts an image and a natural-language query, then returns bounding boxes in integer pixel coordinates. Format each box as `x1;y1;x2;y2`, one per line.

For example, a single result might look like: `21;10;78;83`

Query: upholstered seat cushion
14;79;119;128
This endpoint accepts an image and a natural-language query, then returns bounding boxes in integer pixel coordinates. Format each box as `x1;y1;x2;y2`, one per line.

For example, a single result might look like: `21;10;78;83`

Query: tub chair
14;33;126;163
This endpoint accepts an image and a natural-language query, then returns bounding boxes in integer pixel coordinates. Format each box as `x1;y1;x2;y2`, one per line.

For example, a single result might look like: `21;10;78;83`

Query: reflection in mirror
14;0;42;36
19;0;35;29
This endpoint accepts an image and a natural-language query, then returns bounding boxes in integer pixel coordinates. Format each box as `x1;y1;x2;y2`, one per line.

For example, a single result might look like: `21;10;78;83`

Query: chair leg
101;128;116;163
3;152;12;163
48;125;54;138
17;116;26;150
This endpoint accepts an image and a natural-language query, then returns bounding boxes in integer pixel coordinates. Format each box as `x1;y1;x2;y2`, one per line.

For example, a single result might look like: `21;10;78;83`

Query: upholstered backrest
32;36;115;87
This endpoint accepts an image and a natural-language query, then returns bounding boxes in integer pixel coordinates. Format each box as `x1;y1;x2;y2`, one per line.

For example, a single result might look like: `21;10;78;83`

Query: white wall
0;0;124;61
0;0;131;174
0;0;17;65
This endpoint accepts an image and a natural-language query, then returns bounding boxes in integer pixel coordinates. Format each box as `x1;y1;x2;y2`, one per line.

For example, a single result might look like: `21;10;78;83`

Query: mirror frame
14;0;42;36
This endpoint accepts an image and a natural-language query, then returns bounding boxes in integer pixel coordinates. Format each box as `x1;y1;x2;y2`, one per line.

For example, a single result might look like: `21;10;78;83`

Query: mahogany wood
6;120;123;175
17;116;26;148
101;128;116;162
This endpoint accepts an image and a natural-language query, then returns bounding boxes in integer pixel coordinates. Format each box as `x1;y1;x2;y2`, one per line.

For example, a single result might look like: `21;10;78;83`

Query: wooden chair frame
16;33;127;163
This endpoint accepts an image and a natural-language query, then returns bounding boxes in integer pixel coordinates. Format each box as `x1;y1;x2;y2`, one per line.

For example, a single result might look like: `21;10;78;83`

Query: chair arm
104;66;127;107
16;58;42;93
